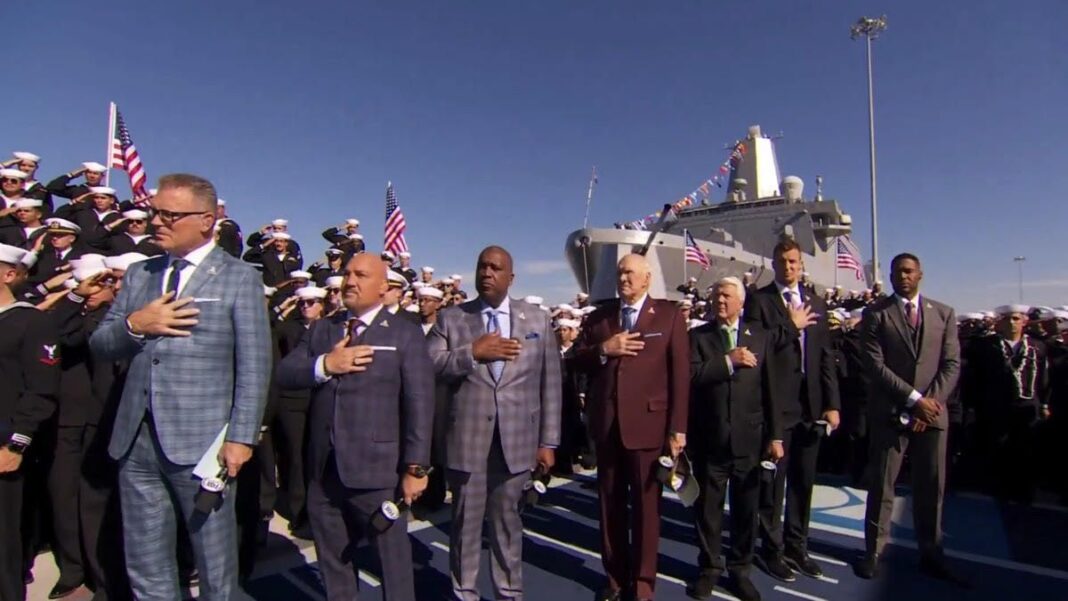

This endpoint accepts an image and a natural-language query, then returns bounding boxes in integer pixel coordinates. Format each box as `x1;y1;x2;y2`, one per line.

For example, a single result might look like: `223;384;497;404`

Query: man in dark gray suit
275;252;434;601
854;253;966;587
90;174;271;601
428;245;562;601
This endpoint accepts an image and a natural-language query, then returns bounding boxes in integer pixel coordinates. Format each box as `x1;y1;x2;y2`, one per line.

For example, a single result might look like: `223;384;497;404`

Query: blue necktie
622;307;637;332
165;259;190;295
486;310;504;381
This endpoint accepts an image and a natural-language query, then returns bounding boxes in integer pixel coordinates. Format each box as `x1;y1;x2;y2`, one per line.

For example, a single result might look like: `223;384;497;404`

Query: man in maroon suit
574;253;690;601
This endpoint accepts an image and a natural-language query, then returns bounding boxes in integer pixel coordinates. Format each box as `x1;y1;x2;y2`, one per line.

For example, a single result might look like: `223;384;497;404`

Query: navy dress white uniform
0;243;60;601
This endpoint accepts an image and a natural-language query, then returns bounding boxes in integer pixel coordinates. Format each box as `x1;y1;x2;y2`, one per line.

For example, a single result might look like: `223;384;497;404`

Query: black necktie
165;259;191;295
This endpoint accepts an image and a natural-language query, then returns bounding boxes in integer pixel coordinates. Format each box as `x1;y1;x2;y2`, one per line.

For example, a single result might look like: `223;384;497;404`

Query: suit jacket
105;232;162;256
54;203;123;252
273;319;313;411
573;297;689;450
26;244;90;288
0;224;47;249
428;298;562;474
744;283;840;427
243;246;303;286
89;246;272;463
275;308;434;489
689;320;782;460
860;295;960;430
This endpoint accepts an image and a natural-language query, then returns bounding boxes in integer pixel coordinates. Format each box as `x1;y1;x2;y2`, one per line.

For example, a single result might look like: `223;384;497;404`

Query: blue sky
7;1;1067;310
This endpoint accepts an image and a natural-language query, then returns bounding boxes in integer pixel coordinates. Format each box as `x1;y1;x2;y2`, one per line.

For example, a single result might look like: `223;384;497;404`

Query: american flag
110;105;148;200
685;230;711;270
384;181;408;255
836;236;864;280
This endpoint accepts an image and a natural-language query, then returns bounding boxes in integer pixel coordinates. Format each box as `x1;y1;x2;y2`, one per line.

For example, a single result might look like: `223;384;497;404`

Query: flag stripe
685;231;711;269
836;237;864;280
384;182;408;255
111;107;148;199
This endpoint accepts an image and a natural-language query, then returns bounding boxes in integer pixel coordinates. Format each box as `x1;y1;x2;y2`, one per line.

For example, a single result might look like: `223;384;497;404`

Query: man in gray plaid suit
428;245;562;601
90;174;271;601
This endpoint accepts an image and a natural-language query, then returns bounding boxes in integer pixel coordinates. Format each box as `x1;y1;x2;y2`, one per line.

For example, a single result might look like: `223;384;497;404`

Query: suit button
487;416;493;422
152;359;160;365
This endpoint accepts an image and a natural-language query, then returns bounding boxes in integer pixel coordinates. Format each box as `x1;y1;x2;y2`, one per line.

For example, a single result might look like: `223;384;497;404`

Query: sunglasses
1;178;22;184
299;299;320;307
326;288;341;294
128;219;146;224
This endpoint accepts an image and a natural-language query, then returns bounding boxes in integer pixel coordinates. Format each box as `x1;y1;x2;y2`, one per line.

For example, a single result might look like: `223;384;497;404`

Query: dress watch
406;465;431;478
4;440;28;455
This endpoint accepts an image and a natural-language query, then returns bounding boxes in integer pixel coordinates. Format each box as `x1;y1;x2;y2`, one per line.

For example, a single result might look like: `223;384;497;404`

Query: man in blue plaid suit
90;174;271;601
428;246;562;601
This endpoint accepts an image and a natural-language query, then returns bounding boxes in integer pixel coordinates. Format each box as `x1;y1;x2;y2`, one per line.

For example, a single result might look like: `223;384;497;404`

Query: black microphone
521;464;552;509
194;468;230;515
369;499;411;534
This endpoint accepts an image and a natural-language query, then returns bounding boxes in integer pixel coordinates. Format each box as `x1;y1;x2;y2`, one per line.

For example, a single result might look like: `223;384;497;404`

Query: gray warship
564;125;870;301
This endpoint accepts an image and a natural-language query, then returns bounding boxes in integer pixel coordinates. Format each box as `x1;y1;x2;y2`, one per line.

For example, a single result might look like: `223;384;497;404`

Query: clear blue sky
8;1;1067;310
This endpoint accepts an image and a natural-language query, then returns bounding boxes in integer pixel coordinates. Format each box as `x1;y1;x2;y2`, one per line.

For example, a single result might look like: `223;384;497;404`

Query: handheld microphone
655;455;676;487
370;499;410;534
892;410;913;431
521;464;552;509
759;460;778;507
194;468;230;515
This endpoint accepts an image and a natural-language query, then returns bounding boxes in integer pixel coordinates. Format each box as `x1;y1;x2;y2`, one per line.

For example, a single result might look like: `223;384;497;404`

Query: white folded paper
192;423;229;480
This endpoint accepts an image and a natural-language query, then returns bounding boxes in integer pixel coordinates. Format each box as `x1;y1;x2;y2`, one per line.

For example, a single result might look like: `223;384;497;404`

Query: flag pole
834;235;840;289
682;228;688;284
104;102;116;186
582;166;597;229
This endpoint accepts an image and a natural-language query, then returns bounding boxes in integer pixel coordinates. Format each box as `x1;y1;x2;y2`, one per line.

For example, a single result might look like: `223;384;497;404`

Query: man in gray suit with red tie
428;245;562;601
275;252;435;601
854;253;967;587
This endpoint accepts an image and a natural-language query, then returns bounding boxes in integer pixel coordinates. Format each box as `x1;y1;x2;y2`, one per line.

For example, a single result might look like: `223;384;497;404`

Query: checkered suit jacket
428;298;562;474
90;245;272;464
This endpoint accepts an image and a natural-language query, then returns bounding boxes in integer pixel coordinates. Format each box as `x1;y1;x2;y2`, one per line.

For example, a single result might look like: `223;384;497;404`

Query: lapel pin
648;306;656;314
207;265;218;276
744;328;751;336
380;320;389;328
518;312;526;320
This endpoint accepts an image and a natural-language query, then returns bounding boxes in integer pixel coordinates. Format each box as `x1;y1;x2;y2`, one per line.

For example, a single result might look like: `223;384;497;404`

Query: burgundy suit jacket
574;297;689;450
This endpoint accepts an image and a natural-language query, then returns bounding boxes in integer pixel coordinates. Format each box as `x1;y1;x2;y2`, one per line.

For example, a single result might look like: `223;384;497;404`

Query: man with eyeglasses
24;219;88;292
89;173;271;601
103;209;162;256
311;248;345;287
0;169;31;227
322;276;343;317
0;199;47;250
2;152;53;213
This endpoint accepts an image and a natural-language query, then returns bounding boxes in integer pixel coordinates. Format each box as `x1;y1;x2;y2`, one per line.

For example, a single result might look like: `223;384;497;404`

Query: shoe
756;555;795;583
784;552;823;578
919;559;972;589
48;581;83;599
854;553;879;579
594;586;623;601
727;572;761;601
685;570;721;599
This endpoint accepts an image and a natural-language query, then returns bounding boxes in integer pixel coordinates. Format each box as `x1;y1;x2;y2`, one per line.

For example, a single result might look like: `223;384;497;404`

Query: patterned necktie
622;307;637;332
905;301;918;329
486;310;504;381
165;258;191;295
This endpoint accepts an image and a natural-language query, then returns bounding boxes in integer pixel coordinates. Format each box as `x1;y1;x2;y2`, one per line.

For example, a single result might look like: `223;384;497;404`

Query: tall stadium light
1014;256;1027;302
851;15;888;283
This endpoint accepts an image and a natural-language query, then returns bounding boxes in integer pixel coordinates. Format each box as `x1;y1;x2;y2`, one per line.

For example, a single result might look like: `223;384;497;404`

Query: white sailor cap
348;233;364;241
82;162;107;173
421;266;434;273
679;299;693;308
556;318;581;330
417;286;444;299
325;276;344;288
834;285;844;290
824;288;834;294
13;151;40;163
0;243;28;265
995;304;1030;316
555;303;574;312
325;248;343;256
89;186;117;197
387;270;408;288
346;218;360;226
688;276;697;282
982;311;996;319
875;280;884;285
412;281;426;289
381;250;396;261
405;303;420;313
581;306;597;315
263;285;276;297
217;199;226;206
849;308;866;320
1032;306;1056;320
45;218;81;234
743;270;754;277
695;300;707;307
123;209;149;220
13;199;42;209
524;295;544;306
801;271;810;278
441;277;454;285
399;252;411;258
451;274;462;281
71;255;108;282
0;168;28;180
289;270;312;280
272;219;288;227
576;292;589;300
270;232;292;241
959;312;985;322
295;286;327;300
104;253;148;271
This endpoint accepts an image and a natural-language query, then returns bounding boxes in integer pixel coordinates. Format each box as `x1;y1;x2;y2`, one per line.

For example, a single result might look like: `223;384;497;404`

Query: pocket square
525;332;539;340
643;332;663;338
193;297;221;303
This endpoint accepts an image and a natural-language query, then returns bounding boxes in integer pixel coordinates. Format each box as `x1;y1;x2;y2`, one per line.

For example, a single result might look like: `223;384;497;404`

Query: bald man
573;254;690;601
276;252;435;601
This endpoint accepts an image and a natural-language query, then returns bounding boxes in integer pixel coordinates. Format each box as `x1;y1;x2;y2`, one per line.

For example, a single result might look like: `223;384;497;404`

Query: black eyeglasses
148;208;209;225
326;288;341;294
1;178;22;184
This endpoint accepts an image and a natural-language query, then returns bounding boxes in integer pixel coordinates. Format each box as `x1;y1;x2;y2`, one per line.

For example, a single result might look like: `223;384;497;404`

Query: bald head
342;252;389;314
475;245;514;307
617;253;651;304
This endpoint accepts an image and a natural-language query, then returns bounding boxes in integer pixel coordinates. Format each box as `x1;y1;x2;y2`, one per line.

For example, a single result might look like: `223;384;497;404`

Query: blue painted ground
242;473;1068;601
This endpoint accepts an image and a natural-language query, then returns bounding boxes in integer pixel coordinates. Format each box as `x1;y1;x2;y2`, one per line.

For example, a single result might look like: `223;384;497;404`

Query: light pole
851;15;887;284
1014;256;1026;302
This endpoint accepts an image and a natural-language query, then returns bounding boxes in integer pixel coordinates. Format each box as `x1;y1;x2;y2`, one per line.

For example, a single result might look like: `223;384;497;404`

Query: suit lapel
462;301;496;387
144;256;168;303
918;297;938;361
763;284;790;322
633;298;656;333
886;299;918;358
181;247;226;299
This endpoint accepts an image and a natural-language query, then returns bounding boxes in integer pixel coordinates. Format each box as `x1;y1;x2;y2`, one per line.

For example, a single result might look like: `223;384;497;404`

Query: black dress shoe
756;555;796;582
686;570;721;600
48;581;83;599
784;552;823;578
920;559;972;589
594;586;623;601
854;553;879;579
727;572;761;601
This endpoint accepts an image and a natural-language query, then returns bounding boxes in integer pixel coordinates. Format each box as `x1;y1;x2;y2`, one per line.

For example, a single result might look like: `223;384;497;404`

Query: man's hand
1041;405;1052;420
727;347;758;368
105;217;127;232
259;224;273;234
766;440;785;462
126;292;200;337
600;331;645;357
323;333;374;375
911;419;928;433
913;397;942;424
821;409;841;431
401;473;428;506
30;233;48;252
43;270;74;292
788;304;820;330
536;447;556;471
667;432;686;458
0;206;16;218
219;442;253;478
0;448;22;474
472;332;522;362
72;192;92;204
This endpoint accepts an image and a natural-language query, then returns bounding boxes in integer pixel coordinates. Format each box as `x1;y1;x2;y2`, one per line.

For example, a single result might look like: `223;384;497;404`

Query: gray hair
713;276;746;303
157;173;218;211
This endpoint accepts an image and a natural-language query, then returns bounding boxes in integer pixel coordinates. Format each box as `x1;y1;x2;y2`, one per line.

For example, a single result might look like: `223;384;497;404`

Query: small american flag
836;236;864;280
110;105;148;200
685;230;711;270
384;181;408;255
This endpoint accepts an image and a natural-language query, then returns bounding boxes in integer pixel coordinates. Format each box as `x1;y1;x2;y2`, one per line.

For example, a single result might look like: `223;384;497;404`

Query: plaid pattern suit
90;246;271;601
428;298;562;601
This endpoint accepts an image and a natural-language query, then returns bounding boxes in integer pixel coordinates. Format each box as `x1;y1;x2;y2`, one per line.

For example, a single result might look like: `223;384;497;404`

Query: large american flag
836;236;864;280
384;181;408;255
109;105;148;200
685;229;711;270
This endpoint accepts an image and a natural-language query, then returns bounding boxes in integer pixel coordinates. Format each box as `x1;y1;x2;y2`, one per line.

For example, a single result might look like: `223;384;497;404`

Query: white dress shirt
314;303;384;383
621;293;647;329
161;240;216;296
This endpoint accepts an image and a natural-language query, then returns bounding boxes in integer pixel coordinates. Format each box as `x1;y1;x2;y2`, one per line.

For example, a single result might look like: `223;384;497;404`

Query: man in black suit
243;232;302;286
688;276;784;601
276;252;434;601
742;238;840;581
23;219;89;291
